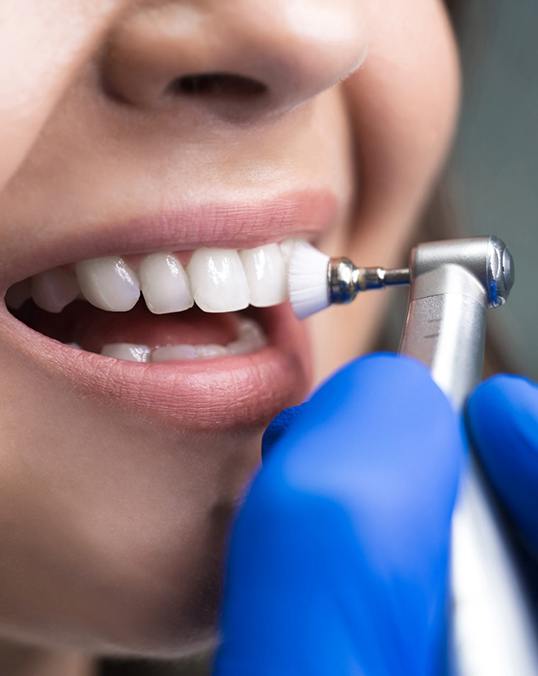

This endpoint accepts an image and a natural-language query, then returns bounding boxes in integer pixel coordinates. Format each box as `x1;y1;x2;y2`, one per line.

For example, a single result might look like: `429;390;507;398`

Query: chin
0;359;295;656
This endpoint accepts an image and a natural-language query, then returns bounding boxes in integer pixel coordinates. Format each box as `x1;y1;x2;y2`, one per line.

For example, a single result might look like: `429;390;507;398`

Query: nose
103;0;367;119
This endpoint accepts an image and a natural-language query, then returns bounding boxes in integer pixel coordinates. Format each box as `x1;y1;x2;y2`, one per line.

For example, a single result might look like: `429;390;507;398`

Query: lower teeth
101;343;151;362
99;318;266;363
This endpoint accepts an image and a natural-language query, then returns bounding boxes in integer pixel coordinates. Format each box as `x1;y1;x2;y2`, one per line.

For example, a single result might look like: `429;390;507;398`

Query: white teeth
16;240;300;316
194;344;228;358
5;279;31;310
31;268;79;313
152;345;199;362
227;331;266;355
238;317;267;344
153;343;229;361
279;238;300;266
76;257;140;312
139;253;194;314
187;248;250;313
227;320;267;355
101;343;151;362
226;340;252;355
240;243;286;307
105;319;266;363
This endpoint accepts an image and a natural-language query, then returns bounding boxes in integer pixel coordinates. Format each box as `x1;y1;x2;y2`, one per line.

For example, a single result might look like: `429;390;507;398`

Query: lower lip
0;303;311;430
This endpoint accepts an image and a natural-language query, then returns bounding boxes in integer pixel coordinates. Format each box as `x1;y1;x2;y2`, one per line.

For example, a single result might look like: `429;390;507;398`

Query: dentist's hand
214;354;464;676
467;374;538;559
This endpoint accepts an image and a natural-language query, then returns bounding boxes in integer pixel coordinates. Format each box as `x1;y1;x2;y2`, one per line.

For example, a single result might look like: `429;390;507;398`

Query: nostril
168;72;267;99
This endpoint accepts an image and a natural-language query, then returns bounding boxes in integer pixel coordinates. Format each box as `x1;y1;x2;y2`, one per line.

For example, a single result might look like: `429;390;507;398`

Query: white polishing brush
288;241;410;320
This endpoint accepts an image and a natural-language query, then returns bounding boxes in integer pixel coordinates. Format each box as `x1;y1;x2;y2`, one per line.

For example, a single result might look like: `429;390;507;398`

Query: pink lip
0;190;333;428
0;303;311;429
1;189;338;288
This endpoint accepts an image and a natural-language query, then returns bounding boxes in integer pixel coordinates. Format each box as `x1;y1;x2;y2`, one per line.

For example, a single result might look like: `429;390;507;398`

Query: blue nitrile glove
467;375;538;560
214;354;464;676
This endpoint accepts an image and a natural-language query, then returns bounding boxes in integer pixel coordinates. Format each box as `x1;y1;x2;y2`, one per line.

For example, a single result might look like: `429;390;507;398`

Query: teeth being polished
240;243;286;307
101;319;267;363
188;248;250;313
76;257;140;312
139;253;193;314
6;240;299;314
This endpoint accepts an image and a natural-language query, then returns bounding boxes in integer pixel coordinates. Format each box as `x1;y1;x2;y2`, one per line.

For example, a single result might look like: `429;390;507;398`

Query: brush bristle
288;241;330;319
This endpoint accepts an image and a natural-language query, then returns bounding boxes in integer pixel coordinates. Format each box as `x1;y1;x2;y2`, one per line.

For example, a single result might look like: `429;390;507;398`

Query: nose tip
103;1;367;119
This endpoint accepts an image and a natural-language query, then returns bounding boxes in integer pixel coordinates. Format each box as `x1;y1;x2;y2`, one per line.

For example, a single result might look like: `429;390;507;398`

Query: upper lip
1;189;338;291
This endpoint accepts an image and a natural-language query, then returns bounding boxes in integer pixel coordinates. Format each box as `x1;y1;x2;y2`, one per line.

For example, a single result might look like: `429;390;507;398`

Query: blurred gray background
449;0;538;378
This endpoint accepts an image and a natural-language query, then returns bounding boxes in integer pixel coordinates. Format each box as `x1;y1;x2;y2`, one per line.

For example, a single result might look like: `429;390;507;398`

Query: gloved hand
214;354;464;676
467;374;538;560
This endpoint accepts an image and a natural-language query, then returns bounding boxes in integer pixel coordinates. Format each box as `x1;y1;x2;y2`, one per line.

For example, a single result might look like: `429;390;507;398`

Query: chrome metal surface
356;267;410;291
399;265;486;408
328;257;360;304
409;236;514;309
328;258;410;304
487;236;515;307
399;236;538;675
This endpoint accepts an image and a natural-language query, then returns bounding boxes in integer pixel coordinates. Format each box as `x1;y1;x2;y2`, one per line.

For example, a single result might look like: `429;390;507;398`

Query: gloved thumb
467;374;538;557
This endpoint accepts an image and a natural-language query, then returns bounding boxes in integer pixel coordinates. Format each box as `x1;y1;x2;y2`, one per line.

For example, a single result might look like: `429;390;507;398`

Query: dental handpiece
289;236;538;674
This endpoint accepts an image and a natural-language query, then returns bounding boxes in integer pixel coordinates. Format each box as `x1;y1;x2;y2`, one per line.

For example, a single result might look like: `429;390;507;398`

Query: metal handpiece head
410;235;515;308
487;236;514;307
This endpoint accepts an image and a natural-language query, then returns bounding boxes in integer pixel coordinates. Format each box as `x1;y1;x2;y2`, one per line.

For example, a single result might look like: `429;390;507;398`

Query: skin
0;1;459;674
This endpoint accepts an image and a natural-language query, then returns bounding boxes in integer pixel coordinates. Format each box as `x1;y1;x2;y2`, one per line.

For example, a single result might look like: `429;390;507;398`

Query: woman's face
0;0;459;657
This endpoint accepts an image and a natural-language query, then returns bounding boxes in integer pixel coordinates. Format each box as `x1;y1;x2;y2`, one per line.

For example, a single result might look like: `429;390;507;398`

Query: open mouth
5;240;297;364
0;192;337;428
2;237;312;428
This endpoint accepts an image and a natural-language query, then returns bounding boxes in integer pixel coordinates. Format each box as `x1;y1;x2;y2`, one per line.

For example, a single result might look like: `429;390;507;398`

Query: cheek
311;1;460;381
0;2;122;189
345;0;460;242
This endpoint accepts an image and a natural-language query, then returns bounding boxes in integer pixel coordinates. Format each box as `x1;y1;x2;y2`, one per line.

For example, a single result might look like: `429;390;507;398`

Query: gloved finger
262;403;311;461
467;374;538;557
215;354;463;676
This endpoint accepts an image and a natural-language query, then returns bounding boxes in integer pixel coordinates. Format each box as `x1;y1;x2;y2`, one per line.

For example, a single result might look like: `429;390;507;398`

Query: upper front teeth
75;256;140;312
239;243;287;307
138;253;194;314
8;241;295;314
187;248;250;313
